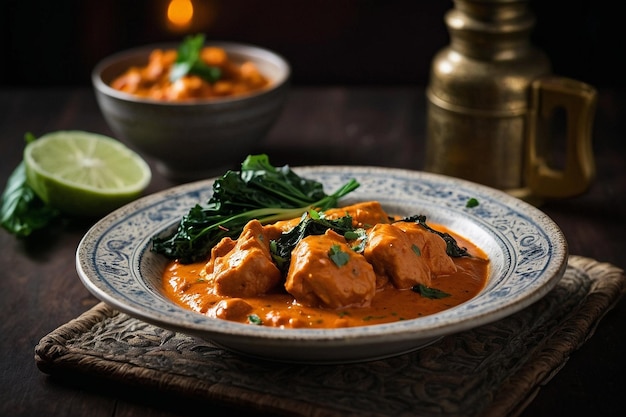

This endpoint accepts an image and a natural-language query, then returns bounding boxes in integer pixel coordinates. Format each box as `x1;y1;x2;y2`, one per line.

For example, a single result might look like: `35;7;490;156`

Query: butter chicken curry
162;201;489;328
110;35;270;102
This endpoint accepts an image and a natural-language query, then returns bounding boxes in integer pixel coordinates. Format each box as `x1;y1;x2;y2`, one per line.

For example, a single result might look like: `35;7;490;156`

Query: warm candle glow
167;0;194;29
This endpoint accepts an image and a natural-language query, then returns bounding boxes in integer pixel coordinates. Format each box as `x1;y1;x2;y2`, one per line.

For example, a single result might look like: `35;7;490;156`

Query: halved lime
24;131;152;217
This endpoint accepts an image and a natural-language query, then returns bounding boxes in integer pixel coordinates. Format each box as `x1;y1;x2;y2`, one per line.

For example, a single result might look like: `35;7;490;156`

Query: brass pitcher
424;0;597;203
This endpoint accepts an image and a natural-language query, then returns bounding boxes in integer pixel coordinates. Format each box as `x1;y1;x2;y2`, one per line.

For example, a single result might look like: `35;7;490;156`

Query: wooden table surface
1;86;624;417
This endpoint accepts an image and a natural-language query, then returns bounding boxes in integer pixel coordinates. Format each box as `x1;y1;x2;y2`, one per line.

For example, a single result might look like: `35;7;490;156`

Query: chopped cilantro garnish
247;314;263;325
170;34;221;83
328;244;350;267
466;198;479;208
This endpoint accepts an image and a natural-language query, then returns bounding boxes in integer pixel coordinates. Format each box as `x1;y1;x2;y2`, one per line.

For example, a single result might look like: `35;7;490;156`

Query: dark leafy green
411;284;451;299
269;210;365;273
0;133;60;238
398;215;469;258
466;197;479;208
151;154;360;263
170;33;221;83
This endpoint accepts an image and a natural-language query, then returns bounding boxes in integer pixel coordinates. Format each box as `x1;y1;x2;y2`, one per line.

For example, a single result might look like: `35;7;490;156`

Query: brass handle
525;76;597;198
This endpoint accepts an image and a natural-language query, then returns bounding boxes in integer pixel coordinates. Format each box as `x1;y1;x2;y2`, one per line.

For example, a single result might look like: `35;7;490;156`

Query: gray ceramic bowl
92;41;290;181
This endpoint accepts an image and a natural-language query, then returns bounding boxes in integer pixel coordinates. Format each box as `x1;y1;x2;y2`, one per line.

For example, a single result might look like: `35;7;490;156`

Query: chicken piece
239;61;269;89
207;298;253;322
285;230;376;309
324;201;392;229
110;68;142;94
208;235;236;258
201;219;281;297
364;223;432;288
393;222;457;276
165;75;212;100
200;47;228;67
262;216;302;241
144;49;175;82
364;222;457;289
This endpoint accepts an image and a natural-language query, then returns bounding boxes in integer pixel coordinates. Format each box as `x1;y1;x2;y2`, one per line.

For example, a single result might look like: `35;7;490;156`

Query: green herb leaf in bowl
170;33;221;83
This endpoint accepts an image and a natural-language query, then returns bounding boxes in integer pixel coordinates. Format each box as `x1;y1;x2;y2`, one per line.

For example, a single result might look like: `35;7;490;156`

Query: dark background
0;0;621;88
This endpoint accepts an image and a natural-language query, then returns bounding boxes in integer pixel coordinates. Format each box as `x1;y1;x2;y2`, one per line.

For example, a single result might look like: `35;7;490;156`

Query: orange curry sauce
110;46;270;101
162;202;489;329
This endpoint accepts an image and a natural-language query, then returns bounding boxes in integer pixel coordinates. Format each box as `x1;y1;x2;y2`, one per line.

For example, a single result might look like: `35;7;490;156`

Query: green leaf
151;154;360;263
400;215;469;258
190;62;221;83
328;244;350;267
412;284;451;299
0;134;60;238
170;33;221;83
345;228;367;253
270;211;358;274
466;197;479;208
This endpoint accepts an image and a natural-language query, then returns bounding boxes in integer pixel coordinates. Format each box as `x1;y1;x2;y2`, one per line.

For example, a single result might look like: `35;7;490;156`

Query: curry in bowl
162;201;489;328
153;155;489;329
110;34;271;101
76;160;567;362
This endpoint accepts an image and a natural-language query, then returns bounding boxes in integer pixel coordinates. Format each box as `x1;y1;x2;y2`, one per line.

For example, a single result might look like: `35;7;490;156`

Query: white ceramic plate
76;166;568;364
